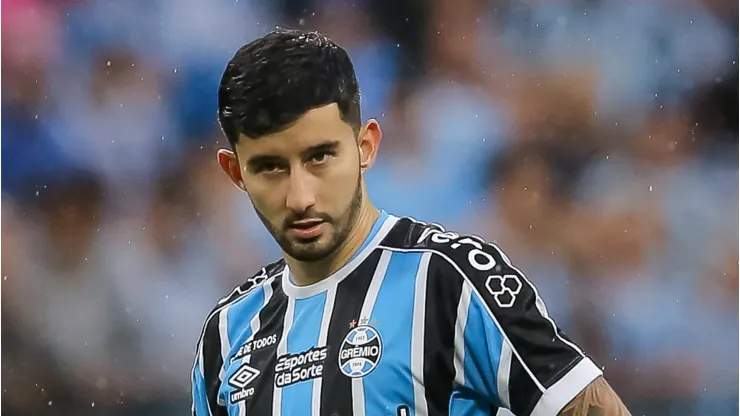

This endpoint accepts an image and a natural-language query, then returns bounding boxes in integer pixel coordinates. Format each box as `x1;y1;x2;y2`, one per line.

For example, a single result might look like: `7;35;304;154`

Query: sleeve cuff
530;357;603;416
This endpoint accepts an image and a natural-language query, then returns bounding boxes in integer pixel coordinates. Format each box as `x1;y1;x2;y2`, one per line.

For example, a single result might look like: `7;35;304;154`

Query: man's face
225;104;368;262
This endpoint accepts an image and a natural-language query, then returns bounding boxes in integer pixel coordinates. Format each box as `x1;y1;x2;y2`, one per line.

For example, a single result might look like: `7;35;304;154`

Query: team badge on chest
338;325;383;378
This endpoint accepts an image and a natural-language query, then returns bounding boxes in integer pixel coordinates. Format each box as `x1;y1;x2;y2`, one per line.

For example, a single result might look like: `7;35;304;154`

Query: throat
287;205;380;287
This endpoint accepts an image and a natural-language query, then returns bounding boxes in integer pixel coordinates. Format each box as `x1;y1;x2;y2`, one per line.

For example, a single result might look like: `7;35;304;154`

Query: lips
287;219;325;240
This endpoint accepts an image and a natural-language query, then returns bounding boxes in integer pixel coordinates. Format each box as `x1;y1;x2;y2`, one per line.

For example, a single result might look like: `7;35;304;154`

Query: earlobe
217;149;246;191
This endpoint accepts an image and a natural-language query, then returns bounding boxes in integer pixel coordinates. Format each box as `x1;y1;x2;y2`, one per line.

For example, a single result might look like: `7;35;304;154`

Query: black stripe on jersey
246;277;288;416
203;313;228;416
380;217;441;248
509;358;541;415
319;250;383;416
423;254;464;416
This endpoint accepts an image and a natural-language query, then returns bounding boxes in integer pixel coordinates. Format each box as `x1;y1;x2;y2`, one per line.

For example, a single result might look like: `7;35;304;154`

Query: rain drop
106;61;111;67
649;186;653;191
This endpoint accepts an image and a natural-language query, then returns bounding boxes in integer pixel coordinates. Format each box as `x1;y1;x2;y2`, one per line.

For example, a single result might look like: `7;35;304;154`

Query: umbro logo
228;363;261;389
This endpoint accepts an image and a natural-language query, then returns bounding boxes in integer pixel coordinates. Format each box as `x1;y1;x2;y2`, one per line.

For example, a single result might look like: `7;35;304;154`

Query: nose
285;168;316;214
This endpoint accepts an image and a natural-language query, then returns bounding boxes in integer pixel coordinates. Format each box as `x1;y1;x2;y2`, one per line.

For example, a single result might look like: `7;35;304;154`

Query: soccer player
191;29;631;416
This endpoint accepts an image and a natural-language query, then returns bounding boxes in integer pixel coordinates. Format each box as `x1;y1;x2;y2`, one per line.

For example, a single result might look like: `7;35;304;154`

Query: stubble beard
255;175;364;262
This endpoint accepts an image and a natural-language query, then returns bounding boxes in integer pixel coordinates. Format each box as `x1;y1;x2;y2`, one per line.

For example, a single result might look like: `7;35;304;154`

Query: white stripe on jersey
312;284;338;416
273;295;296;416
410;252;432;416
497;341;513;409
351;250;393;416
217;305;233;405
453;282;473;387
238;279;275;416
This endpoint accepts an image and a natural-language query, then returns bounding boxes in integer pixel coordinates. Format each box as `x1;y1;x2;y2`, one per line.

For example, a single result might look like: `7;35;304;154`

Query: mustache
283;211;332;227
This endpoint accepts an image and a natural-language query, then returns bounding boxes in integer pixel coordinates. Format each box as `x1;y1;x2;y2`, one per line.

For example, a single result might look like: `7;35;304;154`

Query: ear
358;119;382;172
217;149;247;192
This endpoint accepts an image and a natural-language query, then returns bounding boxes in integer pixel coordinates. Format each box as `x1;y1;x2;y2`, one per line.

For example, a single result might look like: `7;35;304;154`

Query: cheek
320;160;359;207
244;181;286;218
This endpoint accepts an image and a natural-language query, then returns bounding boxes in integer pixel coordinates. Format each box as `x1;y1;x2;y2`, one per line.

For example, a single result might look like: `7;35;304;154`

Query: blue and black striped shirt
191;212;602;415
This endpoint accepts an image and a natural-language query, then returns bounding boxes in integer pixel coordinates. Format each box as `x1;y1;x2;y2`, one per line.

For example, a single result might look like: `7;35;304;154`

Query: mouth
287;219;325;240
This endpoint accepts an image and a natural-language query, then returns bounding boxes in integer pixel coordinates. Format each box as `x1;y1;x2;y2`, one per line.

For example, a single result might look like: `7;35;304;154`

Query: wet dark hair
218;29;361;149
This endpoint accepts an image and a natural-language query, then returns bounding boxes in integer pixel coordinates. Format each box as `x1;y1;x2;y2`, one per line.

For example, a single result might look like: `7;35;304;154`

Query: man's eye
256;164;281;174
309;151;334;164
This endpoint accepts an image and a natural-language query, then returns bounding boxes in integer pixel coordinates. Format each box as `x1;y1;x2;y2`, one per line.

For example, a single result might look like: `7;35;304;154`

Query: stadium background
2;0;738;414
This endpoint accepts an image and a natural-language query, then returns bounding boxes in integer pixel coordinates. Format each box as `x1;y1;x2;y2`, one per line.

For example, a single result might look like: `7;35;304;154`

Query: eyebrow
300;140;340;158
246;140;341;169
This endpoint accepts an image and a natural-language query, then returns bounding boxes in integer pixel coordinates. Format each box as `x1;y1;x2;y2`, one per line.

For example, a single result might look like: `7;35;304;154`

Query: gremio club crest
338;325;382;378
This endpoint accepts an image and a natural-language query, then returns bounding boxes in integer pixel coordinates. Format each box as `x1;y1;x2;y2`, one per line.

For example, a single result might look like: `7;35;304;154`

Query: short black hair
218;29;361;148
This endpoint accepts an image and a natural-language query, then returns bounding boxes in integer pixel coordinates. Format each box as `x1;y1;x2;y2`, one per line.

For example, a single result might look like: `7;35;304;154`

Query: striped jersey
191;211;602;416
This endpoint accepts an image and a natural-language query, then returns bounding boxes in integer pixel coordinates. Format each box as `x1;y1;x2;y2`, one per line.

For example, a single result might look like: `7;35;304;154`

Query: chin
283;236;336;262
287;246;335;262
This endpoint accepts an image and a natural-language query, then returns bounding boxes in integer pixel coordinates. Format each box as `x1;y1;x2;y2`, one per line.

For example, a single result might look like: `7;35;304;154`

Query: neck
286;199;380;287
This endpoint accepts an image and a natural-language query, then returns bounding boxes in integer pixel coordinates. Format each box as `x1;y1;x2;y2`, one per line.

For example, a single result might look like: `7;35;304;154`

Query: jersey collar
282;211;398;299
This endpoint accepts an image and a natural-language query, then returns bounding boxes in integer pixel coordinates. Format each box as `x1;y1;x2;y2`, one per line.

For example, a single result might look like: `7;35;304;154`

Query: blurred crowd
2;0;738;414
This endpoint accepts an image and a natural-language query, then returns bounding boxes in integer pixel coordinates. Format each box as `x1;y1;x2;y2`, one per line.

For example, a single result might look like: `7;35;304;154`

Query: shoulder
216;259;285;307
198;259;286;341
380;216;514;279
380;217;536;313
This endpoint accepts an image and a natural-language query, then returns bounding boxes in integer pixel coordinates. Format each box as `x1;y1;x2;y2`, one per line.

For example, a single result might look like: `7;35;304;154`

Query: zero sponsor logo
274;346;328;388
338;325;382;378
231;333;278;363
420;230;498;272
228;363;260;404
